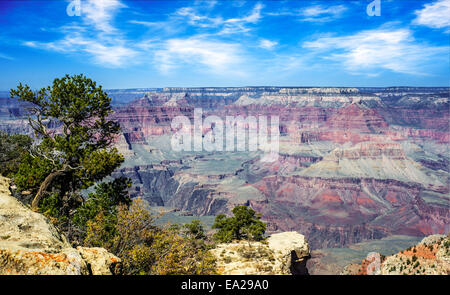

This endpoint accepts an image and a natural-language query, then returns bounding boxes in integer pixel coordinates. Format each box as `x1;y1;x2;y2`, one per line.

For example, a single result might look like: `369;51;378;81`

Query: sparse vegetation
236;244;274;261
212;205;266;243
84;198;217;275
223;256;232;264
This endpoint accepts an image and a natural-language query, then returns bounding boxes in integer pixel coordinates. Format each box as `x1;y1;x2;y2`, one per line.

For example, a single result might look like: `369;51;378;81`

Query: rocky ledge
0;176;121;275
210;231;310;275
341;234;450;275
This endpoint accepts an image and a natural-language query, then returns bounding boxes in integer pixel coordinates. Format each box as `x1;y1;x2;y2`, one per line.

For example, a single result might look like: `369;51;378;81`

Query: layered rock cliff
341;234;450;275
2;87;449;251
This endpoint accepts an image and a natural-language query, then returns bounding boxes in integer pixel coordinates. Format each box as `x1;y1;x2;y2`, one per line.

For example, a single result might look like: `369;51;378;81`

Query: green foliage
73;177;132;229
183;219;206;240
0;132;32;177
10;74;123;208
14;153;53;192
212;205;266;243
40;192;63;219
84;210;118;249
84;198;217;275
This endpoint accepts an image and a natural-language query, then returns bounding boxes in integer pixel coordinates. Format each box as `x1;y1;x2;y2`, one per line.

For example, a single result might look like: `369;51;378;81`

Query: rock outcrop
210;232;310;275
0;176;121;275
341;234;450;275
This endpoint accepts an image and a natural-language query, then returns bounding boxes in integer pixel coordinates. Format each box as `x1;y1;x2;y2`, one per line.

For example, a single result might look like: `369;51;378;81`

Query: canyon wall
2;87;449;249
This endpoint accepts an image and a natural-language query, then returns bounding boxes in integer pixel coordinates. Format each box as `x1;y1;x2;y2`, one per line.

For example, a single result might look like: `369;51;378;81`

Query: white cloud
224;3;263;24
155;37;244;75
300;4;347;21
24;34;136;67
24;0;136;67
217;3;263;35
81;0;126;34
303;28;449;75
413;0;450;32
24;0;255;72
175;7;224;28
259;39;277;50
172;3;263;35
267;4;347;22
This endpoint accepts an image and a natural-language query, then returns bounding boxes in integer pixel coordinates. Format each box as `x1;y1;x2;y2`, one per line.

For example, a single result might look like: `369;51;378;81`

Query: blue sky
0;0;449;89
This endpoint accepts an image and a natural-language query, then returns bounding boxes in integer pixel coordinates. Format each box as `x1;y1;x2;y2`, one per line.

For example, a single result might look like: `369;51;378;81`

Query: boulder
210;231;310;275
0;176;121;275
77;247;122;275
267;231;310;274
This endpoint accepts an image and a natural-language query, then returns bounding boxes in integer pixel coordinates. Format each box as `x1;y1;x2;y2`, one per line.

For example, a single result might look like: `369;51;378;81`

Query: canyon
1;86;449;273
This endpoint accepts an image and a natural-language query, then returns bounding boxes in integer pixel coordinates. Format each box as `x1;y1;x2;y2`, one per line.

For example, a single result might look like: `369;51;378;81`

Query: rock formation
341;234;450;275
210;232;310;275
0;176;121;275
3;87;449;251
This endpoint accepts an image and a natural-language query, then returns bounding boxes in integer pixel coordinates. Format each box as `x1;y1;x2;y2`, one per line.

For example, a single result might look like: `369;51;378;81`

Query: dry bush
85;198;216;275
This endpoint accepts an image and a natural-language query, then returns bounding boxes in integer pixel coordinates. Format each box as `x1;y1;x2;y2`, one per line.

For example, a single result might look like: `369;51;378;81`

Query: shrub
84;198;217;275
183;219;206;240
84;210;118;249
73;177;132;229
212;206;266;243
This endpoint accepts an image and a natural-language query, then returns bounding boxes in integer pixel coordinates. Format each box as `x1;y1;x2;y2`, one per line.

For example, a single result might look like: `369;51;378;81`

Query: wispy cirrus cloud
129;2;264;75
303;27;449;75
0;52;14;60
16;0;448;83
299;4;348;22
175;6;224;28
81;0;126;34
413;0;450;32
171;2;264;35
259;39;277;50
23;0;258;73
25;36;136;67
155;37;244;75
267;4;347;22
23;0;137;67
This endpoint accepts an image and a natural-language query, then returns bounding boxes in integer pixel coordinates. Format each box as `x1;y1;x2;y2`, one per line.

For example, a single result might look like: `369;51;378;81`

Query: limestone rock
0;175;120;275
210;231;310;275
0;248;88;275
267;231;310;274
77;247;122;275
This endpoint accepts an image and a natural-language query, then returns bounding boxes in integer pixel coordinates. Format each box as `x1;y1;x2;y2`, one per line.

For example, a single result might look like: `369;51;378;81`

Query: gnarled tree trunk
31;170;65;211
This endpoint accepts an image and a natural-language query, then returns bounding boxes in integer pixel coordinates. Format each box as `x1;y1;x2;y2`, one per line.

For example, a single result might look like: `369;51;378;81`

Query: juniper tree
212;205;266;243
10;74;123;212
